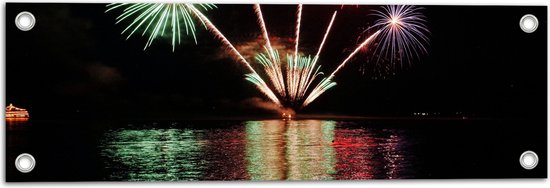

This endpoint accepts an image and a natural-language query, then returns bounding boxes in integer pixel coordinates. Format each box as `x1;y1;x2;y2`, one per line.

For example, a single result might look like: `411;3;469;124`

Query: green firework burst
106;3;216;51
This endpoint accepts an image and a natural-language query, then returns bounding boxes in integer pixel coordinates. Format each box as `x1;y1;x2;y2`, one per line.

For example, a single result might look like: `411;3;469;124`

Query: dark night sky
5;4;547;120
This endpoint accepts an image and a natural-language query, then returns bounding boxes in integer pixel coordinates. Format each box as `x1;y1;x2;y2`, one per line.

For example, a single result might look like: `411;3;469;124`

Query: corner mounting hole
15;11;35;31
15;153;36;173
519;14;538;33
520;151;538;170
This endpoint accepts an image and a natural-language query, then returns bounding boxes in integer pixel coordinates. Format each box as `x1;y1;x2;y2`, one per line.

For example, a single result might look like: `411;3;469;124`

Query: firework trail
302;30;379;107
303;11;337;97
253;4;287;98
249;5;338;107
287;11;337;104
187;5;281;105
287;4;303;102
303;5;429;107
314;11;337;59
249;46;286;99
286;54;324;103
106;3;216;51
329;30;381;79
249;4;335;107
254;4;273;52
294;4;303;63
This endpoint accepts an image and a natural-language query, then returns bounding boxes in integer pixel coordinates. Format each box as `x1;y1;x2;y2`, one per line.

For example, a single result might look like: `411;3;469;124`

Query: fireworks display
246;4;337;108
186;4;281;105
107;4;429;110
370;5;430;72
251;5;287;99
303;5;429;107
106;3;216;51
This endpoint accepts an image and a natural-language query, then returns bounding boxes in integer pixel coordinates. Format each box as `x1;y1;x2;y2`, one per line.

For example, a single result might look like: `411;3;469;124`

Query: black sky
5;4;547;120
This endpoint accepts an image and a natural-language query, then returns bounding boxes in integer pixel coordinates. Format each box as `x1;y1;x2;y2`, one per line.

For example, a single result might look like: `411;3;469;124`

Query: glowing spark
106;3;216;51
390;17;399;25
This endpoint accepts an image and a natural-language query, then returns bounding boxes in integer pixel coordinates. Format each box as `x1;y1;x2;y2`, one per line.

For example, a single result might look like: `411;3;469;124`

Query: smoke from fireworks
186;5;281;105
106;3;216;51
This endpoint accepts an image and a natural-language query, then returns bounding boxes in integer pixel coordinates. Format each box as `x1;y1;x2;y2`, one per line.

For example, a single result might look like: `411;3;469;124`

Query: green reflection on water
245;120;287;180
100;128;206;181
245;120;337;180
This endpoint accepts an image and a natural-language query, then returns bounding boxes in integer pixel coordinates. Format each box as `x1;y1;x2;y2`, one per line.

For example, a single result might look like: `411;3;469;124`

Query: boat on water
6;103;30;118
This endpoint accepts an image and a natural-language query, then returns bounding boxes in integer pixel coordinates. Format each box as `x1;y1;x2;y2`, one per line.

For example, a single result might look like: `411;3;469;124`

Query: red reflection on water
332;129;376;179
332;128;408;179
241;120;410;180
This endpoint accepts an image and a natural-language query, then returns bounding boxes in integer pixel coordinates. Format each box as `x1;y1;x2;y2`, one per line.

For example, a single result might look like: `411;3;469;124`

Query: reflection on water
246;120;337;180
333;128;411;179
100;129;207;181
99;120;415;180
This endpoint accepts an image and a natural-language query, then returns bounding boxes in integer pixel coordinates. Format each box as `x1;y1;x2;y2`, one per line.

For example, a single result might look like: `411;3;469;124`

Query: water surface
6;118;546;181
